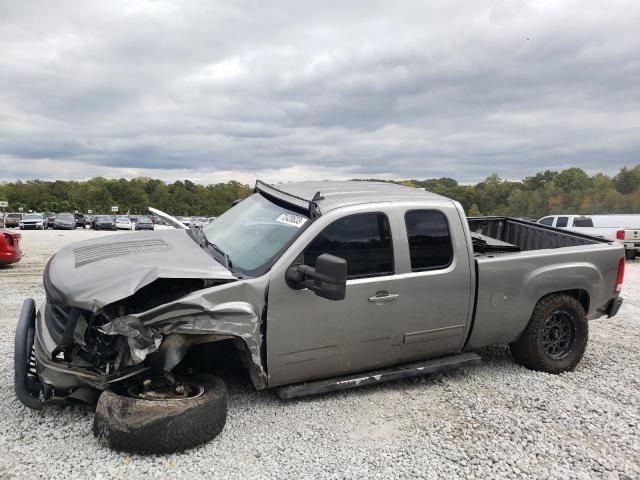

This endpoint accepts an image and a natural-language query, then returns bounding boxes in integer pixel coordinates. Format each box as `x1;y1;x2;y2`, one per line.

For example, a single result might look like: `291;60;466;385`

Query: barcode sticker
276;213;308;228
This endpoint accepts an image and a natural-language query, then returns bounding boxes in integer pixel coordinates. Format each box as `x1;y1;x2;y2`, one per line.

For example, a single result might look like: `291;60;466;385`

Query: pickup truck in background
15;181;625;454
538;214;640;259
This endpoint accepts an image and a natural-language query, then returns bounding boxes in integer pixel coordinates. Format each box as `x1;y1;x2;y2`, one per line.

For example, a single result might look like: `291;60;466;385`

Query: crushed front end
14;228;268;409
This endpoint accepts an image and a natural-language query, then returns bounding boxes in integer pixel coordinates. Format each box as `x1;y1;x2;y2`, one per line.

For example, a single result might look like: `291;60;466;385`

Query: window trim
301;211;396;280
404;209;454;273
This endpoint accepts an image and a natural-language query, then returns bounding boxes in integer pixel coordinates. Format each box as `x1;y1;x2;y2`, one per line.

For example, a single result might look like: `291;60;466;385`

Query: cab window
556;217;569;228
573;217;594;227
304;213;394;279
405;210;453;271
539;217;554;226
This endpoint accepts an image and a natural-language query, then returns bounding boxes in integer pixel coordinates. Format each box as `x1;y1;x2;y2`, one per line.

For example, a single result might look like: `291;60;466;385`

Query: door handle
368;291;399;303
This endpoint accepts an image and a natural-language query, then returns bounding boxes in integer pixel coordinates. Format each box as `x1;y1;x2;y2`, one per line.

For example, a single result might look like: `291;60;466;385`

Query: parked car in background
53;213;76;230
191;217;209;228
44;212;56;225
74;213;87;228
538;214;640;259
134;216;154;231
92;215;116;231
0;229;21;265
115;216;133;230
19;213;48;230
4;213;23;228
180;216;192;228
85;214;95;226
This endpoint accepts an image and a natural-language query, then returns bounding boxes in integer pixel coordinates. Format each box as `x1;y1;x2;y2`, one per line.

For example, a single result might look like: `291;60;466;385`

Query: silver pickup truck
14;181;625;453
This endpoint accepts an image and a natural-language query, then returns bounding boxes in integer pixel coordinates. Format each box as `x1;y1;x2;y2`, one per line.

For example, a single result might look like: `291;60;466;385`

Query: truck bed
464;216;623;350
467;216;609;254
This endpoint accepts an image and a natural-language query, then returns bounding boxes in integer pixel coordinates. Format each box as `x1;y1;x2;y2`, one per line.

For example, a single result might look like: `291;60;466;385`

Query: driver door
266;211;405;386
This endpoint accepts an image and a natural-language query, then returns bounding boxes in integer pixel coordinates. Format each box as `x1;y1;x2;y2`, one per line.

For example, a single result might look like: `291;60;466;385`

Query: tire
510;294;588;374
625;250;636;261
93;375;227;454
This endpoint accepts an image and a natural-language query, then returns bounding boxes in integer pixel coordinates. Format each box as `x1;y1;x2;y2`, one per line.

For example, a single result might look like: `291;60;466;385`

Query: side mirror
286;254;347;301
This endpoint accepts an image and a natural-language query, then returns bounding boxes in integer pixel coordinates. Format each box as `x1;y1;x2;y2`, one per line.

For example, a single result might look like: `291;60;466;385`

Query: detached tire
93;375;227;454
510;294;588;374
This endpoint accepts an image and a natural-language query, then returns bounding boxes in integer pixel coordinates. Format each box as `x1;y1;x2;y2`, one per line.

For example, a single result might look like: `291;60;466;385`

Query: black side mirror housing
286;254;347;301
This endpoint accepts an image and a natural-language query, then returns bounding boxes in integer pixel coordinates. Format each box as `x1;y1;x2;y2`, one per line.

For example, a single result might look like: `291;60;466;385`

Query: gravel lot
1;229;638;479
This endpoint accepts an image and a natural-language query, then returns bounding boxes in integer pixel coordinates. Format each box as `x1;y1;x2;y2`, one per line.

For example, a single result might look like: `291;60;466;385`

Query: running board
276;352;481;400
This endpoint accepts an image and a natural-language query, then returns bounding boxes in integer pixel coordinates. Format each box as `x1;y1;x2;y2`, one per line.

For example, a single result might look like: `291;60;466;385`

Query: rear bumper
0;250;21;265
605;297;623;318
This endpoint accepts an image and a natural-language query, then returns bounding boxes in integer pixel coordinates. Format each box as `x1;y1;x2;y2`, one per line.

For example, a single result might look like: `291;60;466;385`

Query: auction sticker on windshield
276;213;308;228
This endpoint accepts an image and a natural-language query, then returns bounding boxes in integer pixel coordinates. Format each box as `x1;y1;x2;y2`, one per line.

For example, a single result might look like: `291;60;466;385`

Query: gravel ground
0;230;638;479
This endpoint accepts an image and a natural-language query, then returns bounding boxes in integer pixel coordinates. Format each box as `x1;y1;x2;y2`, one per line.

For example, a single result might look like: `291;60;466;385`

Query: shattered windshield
202;193;309;274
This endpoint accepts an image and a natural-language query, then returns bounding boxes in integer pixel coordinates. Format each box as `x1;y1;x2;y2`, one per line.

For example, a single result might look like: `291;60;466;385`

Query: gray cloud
0;0;639;184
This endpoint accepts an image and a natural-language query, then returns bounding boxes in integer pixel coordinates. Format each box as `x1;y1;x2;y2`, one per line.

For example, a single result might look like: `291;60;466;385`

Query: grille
44;300;81;347
73;239;171;268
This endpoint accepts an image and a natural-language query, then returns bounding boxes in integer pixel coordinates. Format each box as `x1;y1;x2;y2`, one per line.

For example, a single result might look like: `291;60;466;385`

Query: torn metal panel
100;277;270;384
100;302;260;368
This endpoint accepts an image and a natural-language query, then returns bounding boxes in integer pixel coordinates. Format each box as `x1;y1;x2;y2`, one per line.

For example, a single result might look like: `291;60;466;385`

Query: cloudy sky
0;0;639;184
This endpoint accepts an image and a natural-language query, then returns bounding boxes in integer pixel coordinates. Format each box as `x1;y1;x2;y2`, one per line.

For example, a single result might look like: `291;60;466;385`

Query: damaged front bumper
15;299;150;406
35;306;149;392
18;288;267;407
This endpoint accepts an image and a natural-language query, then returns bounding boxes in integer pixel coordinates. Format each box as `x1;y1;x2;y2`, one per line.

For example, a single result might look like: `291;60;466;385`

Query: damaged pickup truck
15;181;625;453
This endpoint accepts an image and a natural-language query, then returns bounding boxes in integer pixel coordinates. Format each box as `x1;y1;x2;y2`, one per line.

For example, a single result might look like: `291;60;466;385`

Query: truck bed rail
468;217;609;252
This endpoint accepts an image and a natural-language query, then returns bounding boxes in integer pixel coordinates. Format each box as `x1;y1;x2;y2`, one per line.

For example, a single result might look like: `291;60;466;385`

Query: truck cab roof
257;180;449;215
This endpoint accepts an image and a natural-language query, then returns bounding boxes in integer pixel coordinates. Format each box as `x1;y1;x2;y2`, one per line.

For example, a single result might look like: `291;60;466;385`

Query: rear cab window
573;217;594;227
304;212;394;279
404;210;453;271
555;217;569;228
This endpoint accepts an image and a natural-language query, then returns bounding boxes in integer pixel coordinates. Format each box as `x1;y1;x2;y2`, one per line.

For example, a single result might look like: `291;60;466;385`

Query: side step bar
277;351;481;400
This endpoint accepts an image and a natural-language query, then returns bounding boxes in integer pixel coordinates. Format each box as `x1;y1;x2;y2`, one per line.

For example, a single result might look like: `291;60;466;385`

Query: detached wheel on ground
93;375;228;454
510;293;588;374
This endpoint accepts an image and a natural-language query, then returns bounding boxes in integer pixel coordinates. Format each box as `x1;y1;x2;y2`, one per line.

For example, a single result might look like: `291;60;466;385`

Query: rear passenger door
393;209;473;362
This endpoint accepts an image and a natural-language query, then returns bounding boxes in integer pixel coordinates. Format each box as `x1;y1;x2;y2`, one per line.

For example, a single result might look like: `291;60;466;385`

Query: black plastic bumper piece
277;352;481;400
14;298;45;409
606;297;623;318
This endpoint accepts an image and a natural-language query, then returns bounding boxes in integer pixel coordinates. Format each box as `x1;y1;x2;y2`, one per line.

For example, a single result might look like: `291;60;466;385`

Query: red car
0;229;22;266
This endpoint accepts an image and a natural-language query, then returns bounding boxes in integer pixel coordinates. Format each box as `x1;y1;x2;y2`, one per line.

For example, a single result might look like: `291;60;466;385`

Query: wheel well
177;338;258;387
539;289;590;314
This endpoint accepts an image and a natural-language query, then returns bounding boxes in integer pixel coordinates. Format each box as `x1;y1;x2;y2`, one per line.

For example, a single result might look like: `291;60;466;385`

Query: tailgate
622;229;640;242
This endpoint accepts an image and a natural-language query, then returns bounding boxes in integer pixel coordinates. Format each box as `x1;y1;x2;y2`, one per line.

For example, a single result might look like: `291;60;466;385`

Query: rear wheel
93;375;227;454
510;294;588;373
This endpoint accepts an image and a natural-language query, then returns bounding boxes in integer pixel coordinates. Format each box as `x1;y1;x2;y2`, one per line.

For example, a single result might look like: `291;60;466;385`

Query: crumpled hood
46;229;235;310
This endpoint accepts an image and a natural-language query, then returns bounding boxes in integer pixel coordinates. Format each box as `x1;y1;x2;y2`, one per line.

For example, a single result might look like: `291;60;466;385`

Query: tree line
0;164;638;217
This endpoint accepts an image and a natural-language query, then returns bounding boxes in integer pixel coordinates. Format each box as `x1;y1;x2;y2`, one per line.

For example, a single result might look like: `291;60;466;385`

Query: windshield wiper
193;228;233;269
208;241;232;269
